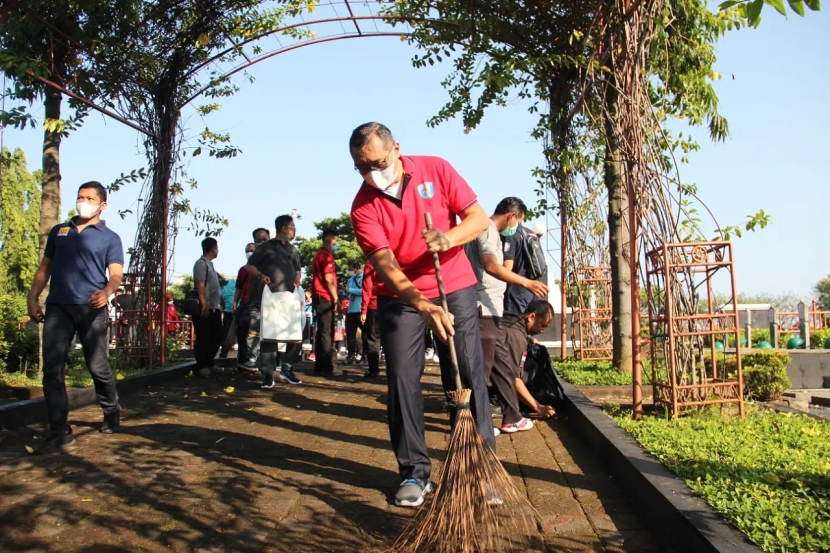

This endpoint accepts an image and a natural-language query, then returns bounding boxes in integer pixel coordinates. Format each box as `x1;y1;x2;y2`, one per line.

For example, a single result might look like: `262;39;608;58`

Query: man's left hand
89;290;109;308
422;228;452;253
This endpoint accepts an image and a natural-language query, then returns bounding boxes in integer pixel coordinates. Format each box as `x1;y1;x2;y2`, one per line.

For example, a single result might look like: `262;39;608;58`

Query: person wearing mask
26;181;124;454
312;229;342;376
192;237;223;377
234;242;256;370
344;260;364;364
242;228;270;370
165;294;180;335
349;122;493;507
218;276;236;358
303;290;315;362
504;299;557;421
360;263;381;378
245;215;303;387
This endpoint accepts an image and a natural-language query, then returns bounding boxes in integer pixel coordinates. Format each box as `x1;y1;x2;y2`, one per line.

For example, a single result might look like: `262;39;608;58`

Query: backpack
519;227;548;282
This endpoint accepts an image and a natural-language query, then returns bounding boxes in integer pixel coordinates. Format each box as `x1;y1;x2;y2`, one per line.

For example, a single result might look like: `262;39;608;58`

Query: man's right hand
200;305;209;318
360;313;367;325
418;302;455;343
260;275;271;286
28;301;44;323
535;404;556;418
524;279;549;298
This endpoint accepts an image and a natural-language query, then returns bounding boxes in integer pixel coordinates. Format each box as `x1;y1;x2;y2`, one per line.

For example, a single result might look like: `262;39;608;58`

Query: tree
0;148;41;294
296;212;365;291
815;276;830;311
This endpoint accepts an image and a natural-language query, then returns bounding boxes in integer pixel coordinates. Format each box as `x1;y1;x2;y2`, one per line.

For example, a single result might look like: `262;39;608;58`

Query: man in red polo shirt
349;122;494;508
312;229;343;376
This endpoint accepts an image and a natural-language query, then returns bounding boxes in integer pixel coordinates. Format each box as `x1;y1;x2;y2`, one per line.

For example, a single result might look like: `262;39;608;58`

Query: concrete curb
557;376;760;553
0;361;195;430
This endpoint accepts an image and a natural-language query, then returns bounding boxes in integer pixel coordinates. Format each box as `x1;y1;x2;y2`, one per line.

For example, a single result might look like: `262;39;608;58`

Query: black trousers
219;311;234;357
379;285;494;481
313;297;335;373
194;309;222;370
345;312;364;357
480;316;523;425
236;304;250;364
42;304;119;437
364;309;381;375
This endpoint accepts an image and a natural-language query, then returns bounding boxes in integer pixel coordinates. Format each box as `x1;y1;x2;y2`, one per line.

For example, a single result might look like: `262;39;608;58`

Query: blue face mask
500;223;518;237
331;243;340;252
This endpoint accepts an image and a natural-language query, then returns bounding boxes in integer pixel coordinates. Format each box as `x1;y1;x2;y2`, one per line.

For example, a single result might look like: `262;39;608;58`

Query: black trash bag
522;343;566;407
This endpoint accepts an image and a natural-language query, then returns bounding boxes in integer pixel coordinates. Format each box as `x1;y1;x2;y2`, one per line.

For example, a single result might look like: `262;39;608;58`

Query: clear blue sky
4;8;828;299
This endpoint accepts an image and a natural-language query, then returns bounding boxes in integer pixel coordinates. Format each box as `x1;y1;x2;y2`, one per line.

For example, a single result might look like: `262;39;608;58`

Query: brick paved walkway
0;363;660;552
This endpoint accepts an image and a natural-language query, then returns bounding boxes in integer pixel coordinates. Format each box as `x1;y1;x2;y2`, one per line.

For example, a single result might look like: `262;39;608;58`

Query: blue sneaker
278;365;302;385
394;478;434;507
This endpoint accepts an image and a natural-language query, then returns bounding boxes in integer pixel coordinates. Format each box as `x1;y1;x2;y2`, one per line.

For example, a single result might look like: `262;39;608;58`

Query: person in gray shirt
193;237;222;377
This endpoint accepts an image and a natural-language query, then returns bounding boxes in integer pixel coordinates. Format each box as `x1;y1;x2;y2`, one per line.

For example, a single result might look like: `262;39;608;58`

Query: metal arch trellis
3;0;433;366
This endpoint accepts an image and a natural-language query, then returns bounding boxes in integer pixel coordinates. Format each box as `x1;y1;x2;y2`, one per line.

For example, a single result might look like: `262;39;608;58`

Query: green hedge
556;359;653;386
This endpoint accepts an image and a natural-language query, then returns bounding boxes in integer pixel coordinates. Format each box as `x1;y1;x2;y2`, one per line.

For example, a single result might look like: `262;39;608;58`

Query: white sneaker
501;418;534;434
493;428;501;437
431;353;440;363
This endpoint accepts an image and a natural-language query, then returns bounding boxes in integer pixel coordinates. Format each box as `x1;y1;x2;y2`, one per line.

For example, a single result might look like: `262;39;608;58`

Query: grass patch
556;359;652;386
608;404;830;552
0;349;149;389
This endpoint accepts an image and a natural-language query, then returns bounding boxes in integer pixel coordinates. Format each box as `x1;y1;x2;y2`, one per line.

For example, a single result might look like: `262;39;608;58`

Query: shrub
0;293;32;373
810;328;830;349
556;359;652;386
750;327;770;347
742;351;791;401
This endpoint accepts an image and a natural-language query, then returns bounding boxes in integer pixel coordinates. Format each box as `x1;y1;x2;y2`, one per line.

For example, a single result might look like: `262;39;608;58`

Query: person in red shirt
349;122;493;508
233;242;255;369
311;229;342;376
360;263;380;379
165;294;180;334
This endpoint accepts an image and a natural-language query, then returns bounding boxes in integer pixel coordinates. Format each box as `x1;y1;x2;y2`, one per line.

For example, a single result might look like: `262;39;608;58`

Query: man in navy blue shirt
27;181;124;454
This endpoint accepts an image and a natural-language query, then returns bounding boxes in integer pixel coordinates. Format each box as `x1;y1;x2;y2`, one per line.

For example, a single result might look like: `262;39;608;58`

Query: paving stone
0;362;661;551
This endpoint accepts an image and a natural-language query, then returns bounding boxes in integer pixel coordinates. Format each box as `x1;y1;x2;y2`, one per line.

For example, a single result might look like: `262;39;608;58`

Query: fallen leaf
282;417;291;421
246;407;255;411
183;394;188;398
215;437;225;444
200;392;207;398
760;472;781;485
81;498;93;502
224;386;235;394
116;373;125;381
24;445;34;454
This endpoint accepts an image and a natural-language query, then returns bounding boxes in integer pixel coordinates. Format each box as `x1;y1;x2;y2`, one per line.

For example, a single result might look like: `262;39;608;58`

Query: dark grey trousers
480;316;523;425
42;304;119;437
378;285;495;481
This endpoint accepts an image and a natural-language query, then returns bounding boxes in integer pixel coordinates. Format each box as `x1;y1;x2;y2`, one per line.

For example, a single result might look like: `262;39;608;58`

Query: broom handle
424;213;463;392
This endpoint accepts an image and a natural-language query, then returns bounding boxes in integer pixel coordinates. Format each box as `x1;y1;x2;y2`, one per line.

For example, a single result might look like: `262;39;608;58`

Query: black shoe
363;371;379;379
100;407;121;434
29;429;76;455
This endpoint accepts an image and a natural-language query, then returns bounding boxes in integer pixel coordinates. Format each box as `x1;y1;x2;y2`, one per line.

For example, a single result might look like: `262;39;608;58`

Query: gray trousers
378;285;494;481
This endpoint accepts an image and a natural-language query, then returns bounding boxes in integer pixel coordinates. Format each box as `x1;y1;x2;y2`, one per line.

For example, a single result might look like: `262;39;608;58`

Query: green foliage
743;352;792;401
0;148;41;294
610;406;830;552
752;328;771;346
557;359;652;386
295;212;365;291
810;328;830;350
167;276;195;301
815;276;830;311
719;0;821;28
0;293;34;374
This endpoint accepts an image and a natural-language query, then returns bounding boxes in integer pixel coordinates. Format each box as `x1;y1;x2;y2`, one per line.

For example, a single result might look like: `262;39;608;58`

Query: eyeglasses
354;147;394;175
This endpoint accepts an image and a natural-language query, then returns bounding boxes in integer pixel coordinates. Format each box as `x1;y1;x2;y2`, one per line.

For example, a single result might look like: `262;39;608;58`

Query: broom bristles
390;389;537;553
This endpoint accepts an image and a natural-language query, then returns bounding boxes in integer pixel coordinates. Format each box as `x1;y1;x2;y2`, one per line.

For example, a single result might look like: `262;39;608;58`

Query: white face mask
365;159;399;191
245;251;253;260
76;201;102;220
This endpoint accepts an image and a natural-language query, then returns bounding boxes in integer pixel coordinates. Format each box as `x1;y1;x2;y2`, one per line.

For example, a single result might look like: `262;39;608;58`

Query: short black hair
275;215;294;234
348;260;361;270
322;228;339;240
349;122;394;151
524;299;554;319
78;181;107;202
201;237;218;254
252;228;270;240
245;242;255;250
494;197;528;218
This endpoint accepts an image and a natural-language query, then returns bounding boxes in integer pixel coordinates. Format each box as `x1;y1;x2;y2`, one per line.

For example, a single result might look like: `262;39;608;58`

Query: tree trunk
604;83;633;373
37;86;63;377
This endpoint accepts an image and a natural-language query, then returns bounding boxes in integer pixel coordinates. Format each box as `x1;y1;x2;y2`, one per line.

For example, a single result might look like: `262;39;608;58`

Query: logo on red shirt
417;182;435;199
